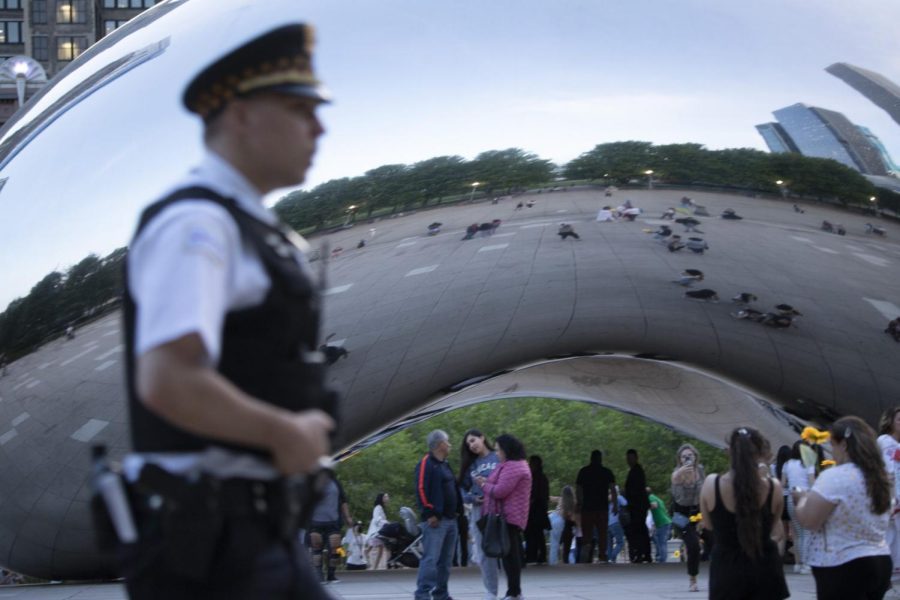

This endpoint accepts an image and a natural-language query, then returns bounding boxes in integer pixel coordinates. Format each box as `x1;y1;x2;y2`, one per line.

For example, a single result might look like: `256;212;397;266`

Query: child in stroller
377;506;424;568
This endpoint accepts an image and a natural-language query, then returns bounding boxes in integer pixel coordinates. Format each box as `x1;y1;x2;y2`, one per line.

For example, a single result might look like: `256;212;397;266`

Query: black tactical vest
123;187;338;456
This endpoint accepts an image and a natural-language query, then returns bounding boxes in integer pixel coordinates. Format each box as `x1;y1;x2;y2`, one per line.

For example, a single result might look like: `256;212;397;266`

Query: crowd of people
300;407;900;600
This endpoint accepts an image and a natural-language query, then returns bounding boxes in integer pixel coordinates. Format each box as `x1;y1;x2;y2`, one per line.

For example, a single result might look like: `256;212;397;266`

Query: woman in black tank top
700;427;789;599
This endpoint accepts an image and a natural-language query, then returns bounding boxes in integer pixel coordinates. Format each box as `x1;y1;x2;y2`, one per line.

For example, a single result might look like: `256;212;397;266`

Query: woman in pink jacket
476;434;533;600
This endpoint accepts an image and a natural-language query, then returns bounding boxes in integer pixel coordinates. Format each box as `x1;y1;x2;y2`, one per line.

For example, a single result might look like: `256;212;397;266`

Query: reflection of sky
1;0;898;312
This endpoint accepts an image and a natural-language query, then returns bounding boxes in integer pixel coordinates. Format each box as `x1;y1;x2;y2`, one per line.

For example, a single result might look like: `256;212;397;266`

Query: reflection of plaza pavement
0;188;897;579
313;189;900;448
0;311;125;578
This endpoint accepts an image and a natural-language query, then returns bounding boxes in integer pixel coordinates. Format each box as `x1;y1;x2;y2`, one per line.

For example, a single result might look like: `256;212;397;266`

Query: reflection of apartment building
756;103;891;176
0;0;155;126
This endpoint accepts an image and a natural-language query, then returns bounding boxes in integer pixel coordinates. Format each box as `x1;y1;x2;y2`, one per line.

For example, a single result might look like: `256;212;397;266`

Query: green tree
469;148;555;194
335;398;729;529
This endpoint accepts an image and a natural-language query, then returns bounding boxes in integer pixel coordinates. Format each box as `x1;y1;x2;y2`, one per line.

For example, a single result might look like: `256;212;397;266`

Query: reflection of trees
274;148;555;231
0;247;126;361
564;141;899;210
276;141;899;233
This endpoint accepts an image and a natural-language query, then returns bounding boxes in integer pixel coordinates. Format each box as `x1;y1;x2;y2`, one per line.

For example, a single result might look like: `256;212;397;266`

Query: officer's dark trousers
125;516;332;600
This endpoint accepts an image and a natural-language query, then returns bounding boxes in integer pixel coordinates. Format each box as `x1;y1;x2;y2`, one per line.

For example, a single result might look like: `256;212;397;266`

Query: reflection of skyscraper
756;103;888;175
827;63;900;128
857;125;899;175
755;123;799;153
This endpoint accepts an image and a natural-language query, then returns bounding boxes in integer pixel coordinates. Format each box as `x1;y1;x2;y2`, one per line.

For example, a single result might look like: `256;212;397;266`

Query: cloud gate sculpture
0;0;899;581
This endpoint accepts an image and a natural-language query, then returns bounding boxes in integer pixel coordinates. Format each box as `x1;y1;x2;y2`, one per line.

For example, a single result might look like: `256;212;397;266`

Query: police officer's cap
183;23;330;121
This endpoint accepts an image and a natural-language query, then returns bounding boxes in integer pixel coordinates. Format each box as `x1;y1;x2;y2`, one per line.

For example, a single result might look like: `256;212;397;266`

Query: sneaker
799;565;812;575
793;564;801;574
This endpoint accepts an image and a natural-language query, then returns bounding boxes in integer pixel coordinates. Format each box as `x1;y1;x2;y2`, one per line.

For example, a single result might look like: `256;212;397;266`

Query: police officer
122;23;336;599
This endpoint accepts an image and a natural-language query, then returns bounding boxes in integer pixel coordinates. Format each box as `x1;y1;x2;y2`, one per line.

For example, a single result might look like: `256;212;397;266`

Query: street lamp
644;170;654;190
344;204;358;225
469;181;480;202
775;180;787;199
12;61;28;108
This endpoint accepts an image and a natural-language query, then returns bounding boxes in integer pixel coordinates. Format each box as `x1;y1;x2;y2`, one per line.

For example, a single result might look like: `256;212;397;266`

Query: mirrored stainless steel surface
0;0;898;580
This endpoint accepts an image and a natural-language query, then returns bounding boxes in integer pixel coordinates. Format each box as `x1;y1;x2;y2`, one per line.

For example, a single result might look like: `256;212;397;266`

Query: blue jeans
652;524;671;563
607;521;625;562
415;517;458;600
548;511;564;565
469;504;498;597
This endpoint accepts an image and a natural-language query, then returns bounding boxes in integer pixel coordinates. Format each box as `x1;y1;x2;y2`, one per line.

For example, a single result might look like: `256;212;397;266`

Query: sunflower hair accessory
801;426;830;444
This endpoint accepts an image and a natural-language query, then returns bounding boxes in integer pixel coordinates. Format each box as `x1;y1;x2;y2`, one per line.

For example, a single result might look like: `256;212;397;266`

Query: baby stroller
380;506;424;569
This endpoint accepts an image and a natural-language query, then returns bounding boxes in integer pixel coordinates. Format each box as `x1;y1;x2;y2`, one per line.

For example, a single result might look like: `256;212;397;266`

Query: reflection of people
558;223;581;240
414;430;461;600
122;24;335;598
794;417;892;600
458;429;499;598
607;487;628;562
647;487;672;563
886;317;900;342
343;522;368;571
525;455;550;564
549;485;577;564
477;434;533;600
667;235;685;252
308;472;354;583
365;492;390;570
876;407;900;578
701;427;788;600
782;441;813;573
624;449;652;563
675;217;703;233
686;237;709;254
672;444;705;593
576;450;616;563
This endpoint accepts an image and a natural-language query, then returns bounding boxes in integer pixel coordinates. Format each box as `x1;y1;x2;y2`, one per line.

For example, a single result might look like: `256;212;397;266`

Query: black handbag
481;476;510;558
481;508;510;558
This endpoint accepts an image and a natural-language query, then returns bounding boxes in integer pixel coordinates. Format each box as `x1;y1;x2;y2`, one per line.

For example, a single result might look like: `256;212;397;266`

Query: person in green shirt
648;487;673;563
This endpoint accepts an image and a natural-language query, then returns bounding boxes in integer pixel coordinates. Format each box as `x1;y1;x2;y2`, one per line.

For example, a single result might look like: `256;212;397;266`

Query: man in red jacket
414;430;461;600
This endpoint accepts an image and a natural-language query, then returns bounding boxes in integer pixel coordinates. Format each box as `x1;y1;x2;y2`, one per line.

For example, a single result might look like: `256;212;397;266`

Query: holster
122;464;325;583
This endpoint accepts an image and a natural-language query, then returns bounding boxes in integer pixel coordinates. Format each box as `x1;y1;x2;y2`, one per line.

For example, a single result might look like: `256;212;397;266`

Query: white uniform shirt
124;150;313;481
807;463;890;567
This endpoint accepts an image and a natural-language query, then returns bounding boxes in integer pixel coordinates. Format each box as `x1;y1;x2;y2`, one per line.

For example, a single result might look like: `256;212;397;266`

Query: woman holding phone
672;443;705;592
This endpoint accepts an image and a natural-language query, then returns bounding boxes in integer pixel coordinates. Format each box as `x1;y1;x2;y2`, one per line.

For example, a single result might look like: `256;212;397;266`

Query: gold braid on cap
236;69;318;94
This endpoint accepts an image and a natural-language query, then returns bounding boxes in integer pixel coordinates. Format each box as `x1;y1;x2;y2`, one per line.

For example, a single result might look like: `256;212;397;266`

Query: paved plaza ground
0;563;825;599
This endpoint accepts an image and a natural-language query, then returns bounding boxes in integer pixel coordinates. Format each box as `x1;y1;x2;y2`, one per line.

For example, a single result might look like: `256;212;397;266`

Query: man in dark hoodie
414;429;461;600
576;450;617;563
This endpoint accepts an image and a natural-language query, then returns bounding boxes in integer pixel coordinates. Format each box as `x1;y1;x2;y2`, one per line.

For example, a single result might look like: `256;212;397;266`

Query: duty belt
131;464;325;540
